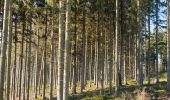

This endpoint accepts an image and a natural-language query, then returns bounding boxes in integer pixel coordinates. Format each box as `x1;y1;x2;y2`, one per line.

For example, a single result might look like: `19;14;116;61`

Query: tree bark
6;0;12;99
57;0;65;99
115;0;119;95
167;0;170;91
63;0;71;99
80;5;86;93
0;0;9;98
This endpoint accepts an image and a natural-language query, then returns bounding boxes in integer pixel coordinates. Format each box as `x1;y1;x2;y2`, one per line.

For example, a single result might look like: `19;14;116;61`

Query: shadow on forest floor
50;81;170;100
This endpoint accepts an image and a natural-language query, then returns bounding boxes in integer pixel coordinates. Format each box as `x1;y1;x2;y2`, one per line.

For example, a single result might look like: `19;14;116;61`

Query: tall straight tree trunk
43;10;48;100
6;0;12;99
26;18;32;100
95;40;98;87
155;0;159;83
72;4;77;94
84;30;88;86
119;0;124;86
63;0;71;99
19;11;25;100
12;17;17;100
89;42;93;87
23;38;27;100
34;29;39;99
137;0;143;87
108;13;113;94
0;0;9;99
147;1;151;84
98;0;105;95
123;44;127;84
115;0;119;95
57;0;65;99
135;33;138;81
167;0;170;91
80;5;86;93
50;1;55;100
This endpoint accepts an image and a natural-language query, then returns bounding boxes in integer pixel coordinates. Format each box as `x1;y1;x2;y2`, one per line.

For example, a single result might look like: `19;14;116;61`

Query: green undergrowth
30;73;167;100
69;79;168;100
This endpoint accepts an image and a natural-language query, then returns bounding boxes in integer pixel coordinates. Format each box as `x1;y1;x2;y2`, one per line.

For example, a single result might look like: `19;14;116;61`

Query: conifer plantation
1;0;170;100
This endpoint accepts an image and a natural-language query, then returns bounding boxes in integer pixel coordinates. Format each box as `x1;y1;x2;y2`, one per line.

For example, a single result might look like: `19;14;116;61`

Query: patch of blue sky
150;0;166;33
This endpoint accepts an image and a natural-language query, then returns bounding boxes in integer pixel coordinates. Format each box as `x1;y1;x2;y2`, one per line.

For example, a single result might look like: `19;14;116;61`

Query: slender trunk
155;0;159;83
123;44;127;84
50;1;55;99
0;0;9;98
147;4;151;84
137;0;143;86
72;6;77;94
23;42;27;100
6;0;12;99
34;29;39;99
108;14;113;94
80;5;86;93
115;0;119;95
63;0;71;99
57;0;65;99
167;0;170;91
42;10;48;100
89;42;93;87
12;17;17;100
19;11;25;100
26;18;32;100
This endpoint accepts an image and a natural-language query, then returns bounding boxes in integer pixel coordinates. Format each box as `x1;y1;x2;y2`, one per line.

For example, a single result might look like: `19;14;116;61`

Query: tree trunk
42;10;48;100
0;0;9;98
57;0;65;99
26;18;32;100
6;0;12;99
72;6;77;94
19;11;25;100
34;28;39;99
137;0;143;87
155;0;159;83
80;5;86;93
108;13;113;94
50;1;55;100
63;0;71;99
12;17;17;100
167;0;170;91
115;0;119;95
147;1;151;84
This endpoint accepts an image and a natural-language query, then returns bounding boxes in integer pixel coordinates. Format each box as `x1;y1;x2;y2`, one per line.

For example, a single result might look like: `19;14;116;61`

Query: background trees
0;0;168;99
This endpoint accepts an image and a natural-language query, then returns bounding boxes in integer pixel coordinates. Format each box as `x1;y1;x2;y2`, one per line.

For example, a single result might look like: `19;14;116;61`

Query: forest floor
68;80;169;100
28;73;170;100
